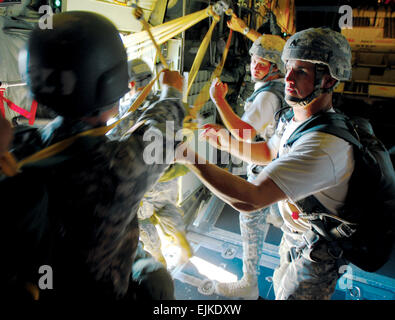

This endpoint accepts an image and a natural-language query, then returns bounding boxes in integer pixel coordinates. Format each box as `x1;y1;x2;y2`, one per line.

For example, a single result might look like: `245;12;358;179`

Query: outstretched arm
175;145;286;213
200;123;274;165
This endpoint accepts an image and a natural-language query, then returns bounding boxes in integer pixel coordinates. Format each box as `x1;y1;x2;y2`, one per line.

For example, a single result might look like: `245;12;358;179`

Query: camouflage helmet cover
281;27;352;81
128;59;153;88
249;34;286;74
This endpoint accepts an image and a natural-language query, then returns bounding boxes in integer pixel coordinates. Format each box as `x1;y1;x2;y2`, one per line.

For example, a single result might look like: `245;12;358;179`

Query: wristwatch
243;27;250;35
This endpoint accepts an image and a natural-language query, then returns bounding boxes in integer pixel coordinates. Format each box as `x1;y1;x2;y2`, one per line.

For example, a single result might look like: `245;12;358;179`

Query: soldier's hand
209;78;228;103
160;69;184;93
227;14;247;33
200;123;231;152
0;115;13;156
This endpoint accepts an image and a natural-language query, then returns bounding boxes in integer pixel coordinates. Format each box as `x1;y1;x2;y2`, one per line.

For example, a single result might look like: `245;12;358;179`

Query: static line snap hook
132;3;143;21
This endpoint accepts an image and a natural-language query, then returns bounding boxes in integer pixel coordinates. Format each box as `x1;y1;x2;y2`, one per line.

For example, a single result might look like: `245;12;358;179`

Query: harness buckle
336;223;356;238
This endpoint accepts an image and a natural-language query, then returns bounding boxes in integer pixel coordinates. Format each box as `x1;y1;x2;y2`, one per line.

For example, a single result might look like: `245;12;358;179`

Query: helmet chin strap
253;63;282;83
285;65;333;108
285;84;323;108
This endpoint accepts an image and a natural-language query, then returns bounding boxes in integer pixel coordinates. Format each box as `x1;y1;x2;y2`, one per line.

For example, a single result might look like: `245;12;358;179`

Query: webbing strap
285;112;363;150
130;4;223;131
0;5;228;175
123;4;230;129
0;152;19;177
1;64;168;177
183;29;233;130
0;124;113;177
285;112;360;238
0;86;156;178
123;7;218;55
185;14;220;101
124;5;222;105
184;6;233;103
133;4;169;69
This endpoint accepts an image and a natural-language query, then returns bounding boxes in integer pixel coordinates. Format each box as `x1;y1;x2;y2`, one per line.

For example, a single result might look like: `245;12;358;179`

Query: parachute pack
0;128;104;299
283;110;395;272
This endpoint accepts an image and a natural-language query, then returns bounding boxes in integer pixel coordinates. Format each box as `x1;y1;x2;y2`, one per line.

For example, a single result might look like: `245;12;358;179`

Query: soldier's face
285;60;316;99
250;54;271;81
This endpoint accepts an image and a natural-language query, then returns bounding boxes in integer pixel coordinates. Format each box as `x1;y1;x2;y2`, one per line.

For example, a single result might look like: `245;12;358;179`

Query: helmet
19;11;129;118
128;59;153;88
281;27;352;107
281;27;352;81
249;34;286;75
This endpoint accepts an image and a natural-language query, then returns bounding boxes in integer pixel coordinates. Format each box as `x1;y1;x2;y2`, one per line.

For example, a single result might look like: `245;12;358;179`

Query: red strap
0;89;5;118
28;100;38;125
0;89;37;125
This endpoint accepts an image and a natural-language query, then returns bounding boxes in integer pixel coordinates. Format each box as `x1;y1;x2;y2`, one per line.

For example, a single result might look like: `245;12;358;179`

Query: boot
215;274;259;300
214;211;263;299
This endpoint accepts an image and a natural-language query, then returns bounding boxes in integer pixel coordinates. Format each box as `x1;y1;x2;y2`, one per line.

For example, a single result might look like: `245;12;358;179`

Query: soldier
107;58;159;138
202;15;286;299
178;27;354;300
0;11;185;301
107;58;192;268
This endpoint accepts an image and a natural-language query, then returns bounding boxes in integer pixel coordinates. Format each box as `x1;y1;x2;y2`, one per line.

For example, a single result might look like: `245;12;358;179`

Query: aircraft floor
171;200;281;300
173;245;277;300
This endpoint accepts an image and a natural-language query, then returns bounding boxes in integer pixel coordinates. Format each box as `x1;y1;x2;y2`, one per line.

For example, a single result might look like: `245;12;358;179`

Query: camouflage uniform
239;36;287;284
236;36;287;286
108;91;188;266
269;27;353;300
138;178;186;258
215;35;287;299
10;86;185;300
107;91;159;139
273;226;342;300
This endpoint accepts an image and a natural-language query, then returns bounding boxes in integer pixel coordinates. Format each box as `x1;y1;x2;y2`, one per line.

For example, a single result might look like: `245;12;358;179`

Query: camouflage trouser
139;203;185;249
240;204;282;277
239;170;283;278
138;179;185;252
272;225;345;300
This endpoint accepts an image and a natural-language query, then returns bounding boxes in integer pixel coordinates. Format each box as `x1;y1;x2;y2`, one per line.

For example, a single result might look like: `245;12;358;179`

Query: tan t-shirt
264;109;355;233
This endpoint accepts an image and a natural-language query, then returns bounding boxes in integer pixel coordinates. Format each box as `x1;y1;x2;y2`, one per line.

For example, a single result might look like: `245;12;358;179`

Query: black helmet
19;11;129;118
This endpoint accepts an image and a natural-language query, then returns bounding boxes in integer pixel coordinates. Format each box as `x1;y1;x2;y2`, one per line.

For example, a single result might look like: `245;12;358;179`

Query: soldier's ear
322;75;337;90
